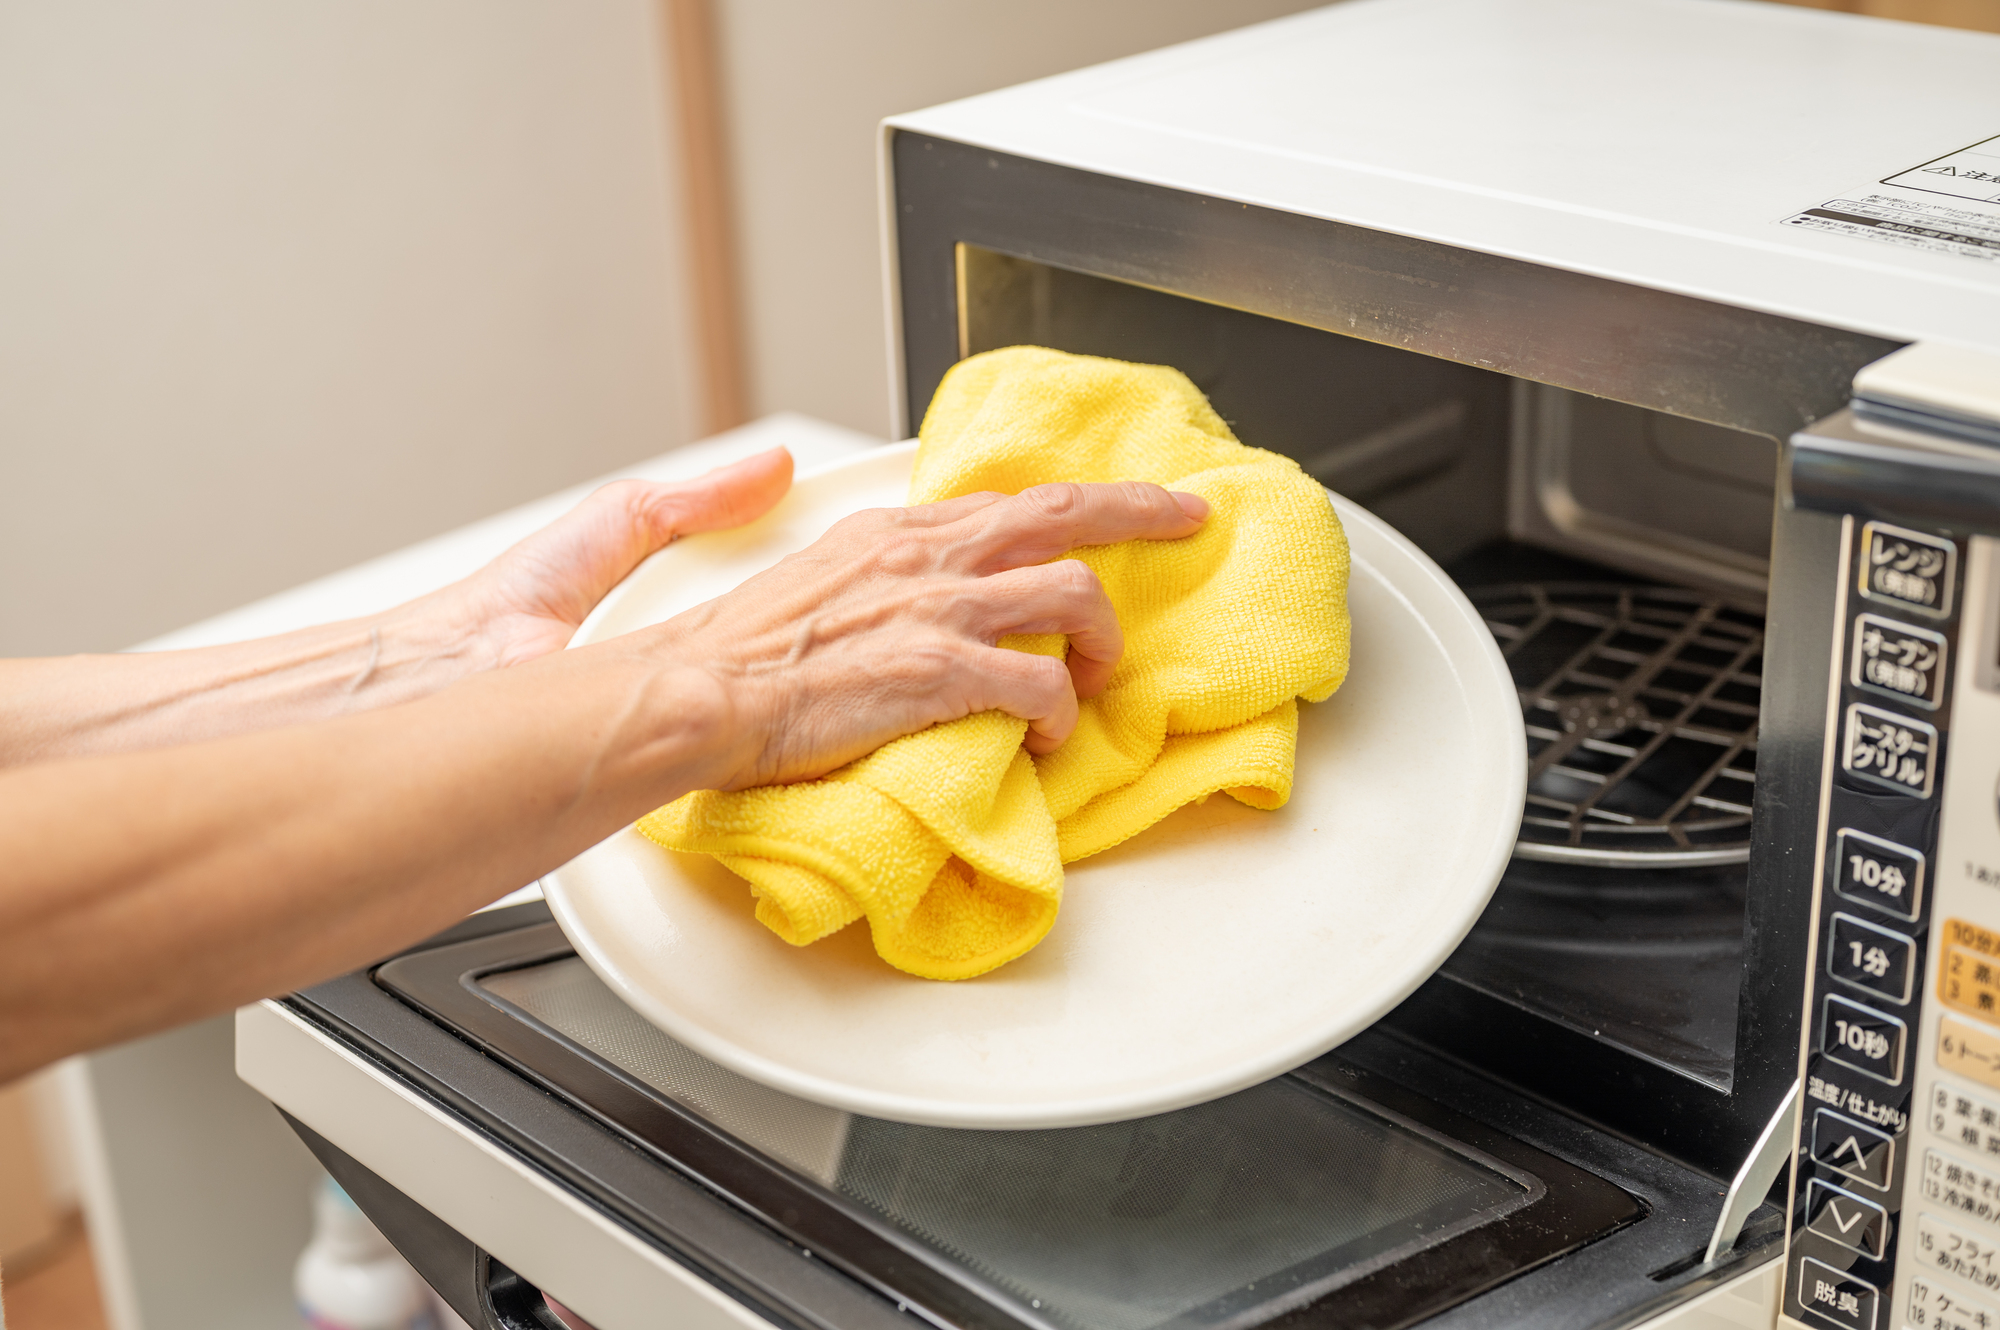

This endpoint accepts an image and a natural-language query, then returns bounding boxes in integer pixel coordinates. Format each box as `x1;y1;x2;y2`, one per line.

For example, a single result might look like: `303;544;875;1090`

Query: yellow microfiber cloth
639;346;1350;980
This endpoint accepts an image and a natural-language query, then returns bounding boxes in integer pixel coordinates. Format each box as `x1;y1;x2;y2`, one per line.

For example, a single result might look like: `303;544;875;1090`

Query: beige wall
0;0;702;657
0;0;1336;655
712;0;1329;441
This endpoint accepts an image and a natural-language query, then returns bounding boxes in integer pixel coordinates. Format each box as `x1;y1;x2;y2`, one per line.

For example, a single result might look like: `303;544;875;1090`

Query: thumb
639;446;794;548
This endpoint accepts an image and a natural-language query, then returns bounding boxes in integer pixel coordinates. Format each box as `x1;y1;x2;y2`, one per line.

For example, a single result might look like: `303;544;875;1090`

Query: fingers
965;560;1124;698
895;491;1010;528
964;647;1080;755
959;481;1208;573
667;476;1209;785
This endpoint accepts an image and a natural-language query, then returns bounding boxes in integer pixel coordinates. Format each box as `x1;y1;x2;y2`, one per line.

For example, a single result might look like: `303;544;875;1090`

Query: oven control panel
1784;528;2000;1330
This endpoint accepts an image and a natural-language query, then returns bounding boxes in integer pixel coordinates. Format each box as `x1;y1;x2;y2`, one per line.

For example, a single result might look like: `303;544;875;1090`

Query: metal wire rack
1468;583;1764;867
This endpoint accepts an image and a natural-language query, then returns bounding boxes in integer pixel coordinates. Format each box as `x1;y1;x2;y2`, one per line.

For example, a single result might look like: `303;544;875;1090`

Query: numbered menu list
1790;523;1959;1330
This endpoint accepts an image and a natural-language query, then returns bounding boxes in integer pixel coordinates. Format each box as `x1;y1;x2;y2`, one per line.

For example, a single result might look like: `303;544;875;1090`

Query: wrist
342;594;491;706
574;632;759;806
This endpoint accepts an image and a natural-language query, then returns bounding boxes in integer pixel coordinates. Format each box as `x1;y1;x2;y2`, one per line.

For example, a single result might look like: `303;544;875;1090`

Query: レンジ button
1858;521;1954;620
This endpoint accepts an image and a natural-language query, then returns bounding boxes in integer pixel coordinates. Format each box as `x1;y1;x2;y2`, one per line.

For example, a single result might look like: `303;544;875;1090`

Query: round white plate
545;441;1525;1129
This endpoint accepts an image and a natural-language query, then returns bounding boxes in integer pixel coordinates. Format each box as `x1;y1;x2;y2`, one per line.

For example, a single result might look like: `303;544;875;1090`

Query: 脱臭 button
1812;1107;1895;1191
1828;912;1916;1005
1798;1255;1878;1330
1833;829;1924;922
1823;994;1907;1085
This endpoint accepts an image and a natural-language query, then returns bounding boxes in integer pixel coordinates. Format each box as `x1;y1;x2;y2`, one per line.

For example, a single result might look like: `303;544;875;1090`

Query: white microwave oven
238;2;2000;1327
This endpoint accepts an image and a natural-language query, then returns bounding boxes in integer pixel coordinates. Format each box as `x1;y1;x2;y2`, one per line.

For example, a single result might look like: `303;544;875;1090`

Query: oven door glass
373;926;1638;1330
487;956;1530;1330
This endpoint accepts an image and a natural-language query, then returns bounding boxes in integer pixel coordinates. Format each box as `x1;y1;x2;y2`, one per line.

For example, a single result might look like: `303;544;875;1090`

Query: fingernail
1173;491;1210;521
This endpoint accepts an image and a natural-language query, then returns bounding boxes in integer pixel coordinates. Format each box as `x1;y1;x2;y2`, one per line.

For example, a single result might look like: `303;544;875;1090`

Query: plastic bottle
296;1177;438;1330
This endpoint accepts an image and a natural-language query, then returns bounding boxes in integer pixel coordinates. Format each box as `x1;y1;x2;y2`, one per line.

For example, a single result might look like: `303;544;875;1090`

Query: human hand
440;448;794;669
646;481;1209;791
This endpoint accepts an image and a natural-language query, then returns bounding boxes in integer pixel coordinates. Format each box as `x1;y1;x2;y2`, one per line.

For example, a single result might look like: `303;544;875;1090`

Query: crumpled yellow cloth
639;346;1350;979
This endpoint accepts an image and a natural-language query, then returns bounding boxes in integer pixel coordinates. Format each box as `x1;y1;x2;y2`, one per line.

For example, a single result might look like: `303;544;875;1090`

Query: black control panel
1787;521;1964;1330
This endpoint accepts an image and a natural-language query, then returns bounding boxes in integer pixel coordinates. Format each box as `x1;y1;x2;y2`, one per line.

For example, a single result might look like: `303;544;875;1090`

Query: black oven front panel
1785;517;1966;1330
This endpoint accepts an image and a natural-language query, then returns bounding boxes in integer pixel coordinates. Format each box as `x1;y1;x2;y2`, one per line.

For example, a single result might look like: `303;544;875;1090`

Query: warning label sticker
1782;133;2000;263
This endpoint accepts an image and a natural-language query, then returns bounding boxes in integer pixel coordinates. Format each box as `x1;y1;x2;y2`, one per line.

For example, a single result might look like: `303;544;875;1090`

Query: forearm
0;638;726;1082
0;450;796;768
0;592;488;767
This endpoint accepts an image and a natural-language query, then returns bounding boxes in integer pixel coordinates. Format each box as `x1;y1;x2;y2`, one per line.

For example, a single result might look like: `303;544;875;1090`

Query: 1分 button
1823;995;1907;1084
1812;1108;1895;1191
1805;1179;1890;1258
1828;912;1916;1004
1833;829;1924;921
1798;1255;1878;1330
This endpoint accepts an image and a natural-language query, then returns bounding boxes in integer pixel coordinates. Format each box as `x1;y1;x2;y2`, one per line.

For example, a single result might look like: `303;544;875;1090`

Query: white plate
545;441;1525;1129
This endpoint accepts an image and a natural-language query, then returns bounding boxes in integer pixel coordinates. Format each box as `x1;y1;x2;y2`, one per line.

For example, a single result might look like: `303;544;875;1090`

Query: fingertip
1067;652;1115;700
1172;491;1210;522
669;448;792;534
725;445;793;489
756;445;795;481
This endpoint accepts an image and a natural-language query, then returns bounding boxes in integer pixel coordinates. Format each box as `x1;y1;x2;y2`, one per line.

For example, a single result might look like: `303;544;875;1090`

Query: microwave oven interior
952;241;1770;1095
890;130;1900;1186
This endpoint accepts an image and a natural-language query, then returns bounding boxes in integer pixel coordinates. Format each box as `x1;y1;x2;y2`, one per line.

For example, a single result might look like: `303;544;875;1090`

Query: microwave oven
236;2;2000;1328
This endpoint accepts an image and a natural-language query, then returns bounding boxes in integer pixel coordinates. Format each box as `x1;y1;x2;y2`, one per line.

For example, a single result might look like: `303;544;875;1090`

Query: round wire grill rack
1468;583;1764;867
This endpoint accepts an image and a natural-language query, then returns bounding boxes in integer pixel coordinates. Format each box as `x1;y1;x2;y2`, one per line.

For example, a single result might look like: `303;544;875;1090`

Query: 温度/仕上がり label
1782;133;2000;263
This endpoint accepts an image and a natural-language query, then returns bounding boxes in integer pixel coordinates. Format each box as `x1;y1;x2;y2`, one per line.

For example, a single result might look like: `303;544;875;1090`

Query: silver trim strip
1780;514;1856;1308
1709;1078;1803;1264
234;1000;775;1330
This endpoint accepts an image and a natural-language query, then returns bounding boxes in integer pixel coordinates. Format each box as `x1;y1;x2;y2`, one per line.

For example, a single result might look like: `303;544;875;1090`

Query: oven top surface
887;0;2000;354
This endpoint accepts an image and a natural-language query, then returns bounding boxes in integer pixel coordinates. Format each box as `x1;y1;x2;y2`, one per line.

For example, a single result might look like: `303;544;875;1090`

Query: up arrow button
1811;1108;1895;1191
